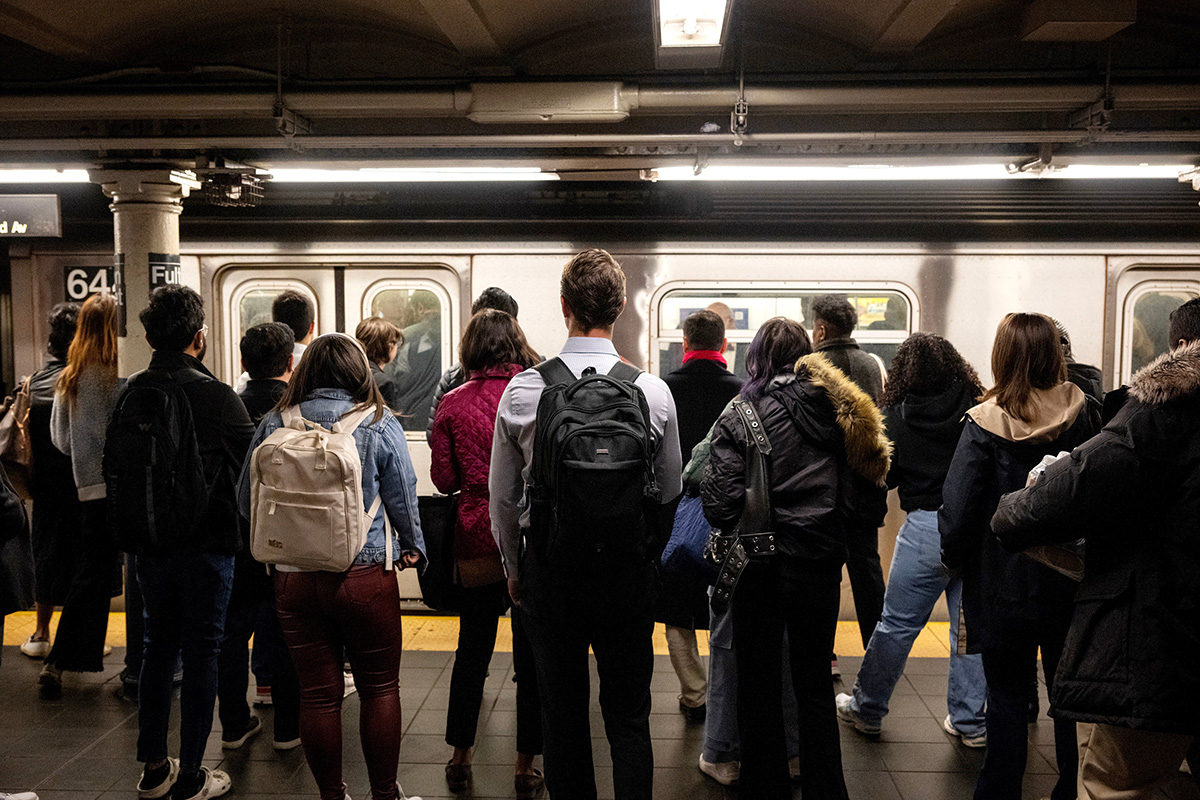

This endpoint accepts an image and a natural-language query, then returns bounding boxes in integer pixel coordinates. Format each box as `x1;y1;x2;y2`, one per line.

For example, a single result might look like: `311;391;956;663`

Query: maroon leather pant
275;565;404;800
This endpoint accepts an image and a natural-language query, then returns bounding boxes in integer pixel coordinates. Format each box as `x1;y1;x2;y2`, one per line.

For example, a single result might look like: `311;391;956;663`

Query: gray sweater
51;364;119;502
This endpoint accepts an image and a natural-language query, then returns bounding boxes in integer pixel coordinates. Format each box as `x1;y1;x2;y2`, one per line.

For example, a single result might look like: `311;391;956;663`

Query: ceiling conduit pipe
3;82;1200;121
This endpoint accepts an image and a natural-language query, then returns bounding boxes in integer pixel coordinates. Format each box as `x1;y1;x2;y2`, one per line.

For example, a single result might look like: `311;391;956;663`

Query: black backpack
103;368;210;554
527;358;661;568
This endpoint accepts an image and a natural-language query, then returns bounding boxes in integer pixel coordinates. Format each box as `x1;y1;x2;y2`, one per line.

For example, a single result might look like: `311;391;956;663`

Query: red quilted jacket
429;363;524;566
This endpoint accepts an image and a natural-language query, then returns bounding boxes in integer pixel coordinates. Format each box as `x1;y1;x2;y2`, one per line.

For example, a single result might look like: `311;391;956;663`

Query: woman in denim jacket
238;333;425;800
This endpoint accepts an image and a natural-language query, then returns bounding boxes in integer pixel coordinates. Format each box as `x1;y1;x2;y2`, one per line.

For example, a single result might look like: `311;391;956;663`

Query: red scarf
682;349;728;368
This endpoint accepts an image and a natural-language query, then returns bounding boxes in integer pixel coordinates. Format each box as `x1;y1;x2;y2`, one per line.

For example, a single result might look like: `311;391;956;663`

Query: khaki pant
1077;722;1194;800
665;624;707;708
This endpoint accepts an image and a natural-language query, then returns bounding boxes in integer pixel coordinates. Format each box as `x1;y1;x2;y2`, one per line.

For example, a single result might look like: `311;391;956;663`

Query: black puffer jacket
992;343;1200;733
939;384;1097;652
702;353;891;572
884;380;977;512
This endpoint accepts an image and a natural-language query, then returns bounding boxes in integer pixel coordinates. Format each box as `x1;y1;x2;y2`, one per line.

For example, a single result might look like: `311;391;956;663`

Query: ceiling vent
1021;0;1136;41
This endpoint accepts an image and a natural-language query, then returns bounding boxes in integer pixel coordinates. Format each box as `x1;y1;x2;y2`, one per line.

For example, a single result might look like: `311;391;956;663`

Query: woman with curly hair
836;333;989;746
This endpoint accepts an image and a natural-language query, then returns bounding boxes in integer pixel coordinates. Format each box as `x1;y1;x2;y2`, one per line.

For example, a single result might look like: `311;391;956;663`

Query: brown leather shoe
445;762;472;792
515;768;544;800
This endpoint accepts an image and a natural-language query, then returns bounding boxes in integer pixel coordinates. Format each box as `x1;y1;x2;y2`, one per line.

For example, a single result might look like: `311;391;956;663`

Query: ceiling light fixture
0;170;90;183
266;167;558;183
653;164;1196;181
654;0;732;69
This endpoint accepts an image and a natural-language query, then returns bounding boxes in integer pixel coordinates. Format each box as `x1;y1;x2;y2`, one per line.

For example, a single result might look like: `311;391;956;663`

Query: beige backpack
249;405;392;572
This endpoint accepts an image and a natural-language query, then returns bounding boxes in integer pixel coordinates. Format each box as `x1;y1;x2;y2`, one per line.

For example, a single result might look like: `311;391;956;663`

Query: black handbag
417;493;462;612
707;398;776;613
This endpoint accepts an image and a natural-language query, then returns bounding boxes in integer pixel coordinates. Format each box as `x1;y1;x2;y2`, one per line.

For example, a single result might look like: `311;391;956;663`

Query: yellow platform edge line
3;611;956;658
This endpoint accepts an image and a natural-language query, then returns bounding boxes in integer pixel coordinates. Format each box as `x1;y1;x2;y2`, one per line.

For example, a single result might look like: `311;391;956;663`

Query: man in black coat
660;310;743;722
811;295;888;662
992;298;1200;798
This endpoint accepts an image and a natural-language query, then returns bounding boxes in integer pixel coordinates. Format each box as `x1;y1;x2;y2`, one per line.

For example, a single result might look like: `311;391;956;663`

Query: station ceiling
1;0;1199;173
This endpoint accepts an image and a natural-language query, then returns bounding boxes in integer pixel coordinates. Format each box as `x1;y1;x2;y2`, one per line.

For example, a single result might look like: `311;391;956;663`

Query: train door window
1122;283;1199;379
363;282;453;434
227;280;318;382
653;287;913;379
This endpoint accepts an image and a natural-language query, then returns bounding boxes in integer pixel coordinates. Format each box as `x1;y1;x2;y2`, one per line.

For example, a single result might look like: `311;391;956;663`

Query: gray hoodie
50;364;119;501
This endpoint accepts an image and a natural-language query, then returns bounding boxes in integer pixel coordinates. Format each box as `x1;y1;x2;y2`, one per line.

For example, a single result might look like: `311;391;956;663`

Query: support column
89;169;200;377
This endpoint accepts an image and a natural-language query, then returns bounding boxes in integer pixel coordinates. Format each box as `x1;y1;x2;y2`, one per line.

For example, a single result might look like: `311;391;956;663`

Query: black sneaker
221;715;262;749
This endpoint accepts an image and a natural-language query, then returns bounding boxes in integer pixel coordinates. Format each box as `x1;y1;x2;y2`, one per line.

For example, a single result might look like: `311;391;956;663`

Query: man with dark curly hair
811;294;889;674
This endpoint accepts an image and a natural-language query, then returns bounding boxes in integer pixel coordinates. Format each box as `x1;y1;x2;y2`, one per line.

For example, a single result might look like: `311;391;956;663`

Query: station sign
149;253;182;289
64;266;114;302
0;194;62;237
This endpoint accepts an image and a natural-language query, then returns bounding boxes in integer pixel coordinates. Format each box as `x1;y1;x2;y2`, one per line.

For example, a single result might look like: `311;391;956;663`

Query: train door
1112;262;1200;387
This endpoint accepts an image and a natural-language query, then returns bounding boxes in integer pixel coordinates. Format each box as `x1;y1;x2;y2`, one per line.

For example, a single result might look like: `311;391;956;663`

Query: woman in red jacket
429;309;544;799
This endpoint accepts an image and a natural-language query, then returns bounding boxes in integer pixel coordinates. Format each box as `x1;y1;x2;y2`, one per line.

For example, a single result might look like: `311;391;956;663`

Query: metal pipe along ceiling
3;82;1200;121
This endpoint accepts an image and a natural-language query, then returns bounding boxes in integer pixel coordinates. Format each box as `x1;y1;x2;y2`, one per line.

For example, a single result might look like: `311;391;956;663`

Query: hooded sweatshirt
884;380;977;512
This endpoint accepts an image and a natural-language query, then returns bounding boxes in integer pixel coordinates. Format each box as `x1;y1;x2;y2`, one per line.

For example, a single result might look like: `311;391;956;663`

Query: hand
508;579;521;607
398;550;421;569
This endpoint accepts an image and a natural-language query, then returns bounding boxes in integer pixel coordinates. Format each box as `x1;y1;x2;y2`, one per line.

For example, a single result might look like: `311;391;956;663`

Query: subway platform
2;616;1197;800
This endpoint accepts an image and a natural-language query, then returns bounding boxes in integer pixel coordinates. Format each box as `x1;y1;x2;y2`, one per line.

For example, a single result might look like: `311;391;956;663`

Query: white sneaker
136;757;180;799
835;692;881;736
0;792;40;800
19;636;50;659
103;643;113;657
942;714;987;748
343;671;356;698
698;754;740;785
173;767;231;800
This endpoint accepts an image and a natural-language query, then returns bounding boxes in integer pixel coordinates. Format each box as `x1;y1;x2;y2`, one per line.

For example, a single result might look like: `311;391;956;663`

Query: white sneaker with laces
835;692;881;736
20;636;50;659
343;670;356;698
942;714;987;748
698;754;740;785
0;791;40;800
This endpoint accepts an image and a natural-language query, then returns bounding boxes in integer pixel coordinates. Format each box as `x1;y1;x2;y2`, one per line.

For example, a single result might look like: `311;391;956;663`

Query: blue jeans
849;510;986;736
136;550;235;771
703;599;800;763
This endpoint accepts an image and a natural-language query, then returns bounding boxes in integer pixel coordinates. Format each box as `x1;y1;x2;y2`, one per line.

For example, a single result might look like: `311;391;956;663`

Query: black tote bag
417;493;462;612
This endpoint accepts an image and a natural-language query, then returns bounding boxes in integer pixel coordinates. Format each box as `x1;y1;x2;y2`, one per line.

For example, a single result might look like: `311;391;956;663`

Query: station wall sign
0;194;62;237
149;253;182;290
64;266;114;302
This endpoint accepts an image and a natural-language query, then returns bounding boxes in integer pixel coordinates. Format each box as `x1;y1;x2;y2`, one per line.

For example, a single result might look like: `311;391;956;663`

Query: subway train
9;239;1199;600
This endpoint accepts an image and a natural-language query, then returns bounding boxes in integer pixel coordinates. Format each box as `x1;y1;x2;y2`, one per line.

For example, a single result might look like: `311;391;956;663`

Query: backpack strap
365;493;394;573
333;406;376;435
607;360;642;383
533;357;576;387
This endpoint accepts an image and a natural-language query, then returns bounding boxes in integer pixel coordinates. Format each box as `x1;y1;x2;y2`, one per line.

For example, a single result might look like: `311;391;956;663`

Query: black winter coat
0;463;33;618
665;358;744;463
992;343;1200;733
702;354;890;573
815;336;885;404
939;386;1097;652
884;381;977;512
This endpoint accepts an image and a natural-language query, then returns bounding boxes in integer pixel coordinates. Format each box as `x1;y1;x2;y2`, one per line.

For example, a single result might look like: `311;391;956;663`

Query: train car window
1125;286;1199;376
365;284;450;433
655;288;911;379
229;280;318;371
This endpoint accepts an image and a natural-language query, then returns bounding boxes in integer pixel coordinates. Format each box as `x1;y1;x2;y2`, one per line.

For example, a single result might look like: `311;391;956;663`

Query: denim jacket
237;389;426;570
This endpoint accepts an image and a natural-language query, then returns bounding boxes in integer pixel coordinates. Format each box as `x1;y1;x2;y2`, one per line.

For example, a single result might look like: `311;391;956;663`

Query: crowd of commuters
2;255;1199;800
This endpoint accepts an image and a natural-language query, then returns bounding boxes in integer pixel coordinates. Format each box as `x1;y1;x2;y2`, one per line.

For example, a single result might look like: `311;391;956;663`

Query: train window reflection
1129;288;1198;375
655;288;910;379
369;287;446;432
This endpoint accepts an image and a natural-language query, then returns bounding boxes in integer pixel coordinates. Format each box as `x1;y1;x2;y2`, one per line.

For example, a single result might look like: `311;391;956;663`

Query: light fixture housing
654;0;733;69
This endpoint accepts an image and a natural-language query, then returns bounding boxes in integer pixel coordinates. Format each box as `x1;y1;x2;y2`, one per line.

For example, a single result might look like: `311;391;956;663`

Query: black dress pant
46;499;114;672
522;556;656;800
975;623;1076;800
845;520;885;647
446;581;506;749
733;556;848;800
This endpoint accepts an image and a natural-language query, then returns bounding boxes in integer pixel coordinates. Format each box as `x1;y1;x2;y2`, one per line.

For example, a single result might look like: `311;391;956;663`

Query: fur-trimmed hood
795;352;892;486
1129;341;1200;407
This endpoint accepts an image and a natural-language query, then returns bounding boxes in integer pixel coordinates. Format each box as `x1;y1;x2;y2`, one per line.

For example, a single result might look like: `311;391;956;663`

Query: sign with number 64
64;266;114;301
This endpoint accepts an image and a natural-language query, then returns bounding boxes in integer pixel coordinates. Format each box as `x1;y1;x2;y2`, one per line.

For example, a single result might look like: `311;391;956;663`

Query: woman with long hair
355;316;404;412
44;292;120;696
940;313;1097;800
429;309;544;798
702;317;891;800
836;333;989;745
237;332;426;800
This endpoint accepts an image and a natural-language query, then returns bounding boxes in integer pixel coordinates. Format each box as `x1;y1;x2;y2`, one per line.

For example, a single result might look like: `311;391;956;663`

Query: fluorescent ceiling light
266;167;558;183
655;164;1195;181
0;169;90;183
658;0;728;46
